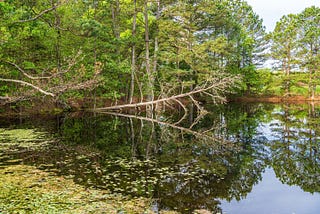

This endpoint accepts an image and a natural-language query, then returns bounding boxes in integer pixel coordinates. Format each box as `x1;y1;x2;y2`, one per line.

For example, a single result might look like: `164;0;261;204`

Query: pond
1;102;320;213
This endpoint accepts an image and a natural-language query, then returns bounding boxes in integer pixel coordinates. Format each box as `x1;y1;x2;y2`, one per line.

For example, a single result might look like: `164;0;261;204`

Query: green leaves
269;6;320;98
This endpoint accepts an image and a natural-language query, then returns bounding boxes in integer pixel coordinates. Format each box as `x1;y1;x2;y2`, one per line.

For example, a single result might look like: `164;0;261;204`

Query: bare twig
0;78;55;97
94;76;235;111
4;50;82;81
188;95;202;111
15;4;60;23
50;79;101;94
172;98;188;125
6;61;51;80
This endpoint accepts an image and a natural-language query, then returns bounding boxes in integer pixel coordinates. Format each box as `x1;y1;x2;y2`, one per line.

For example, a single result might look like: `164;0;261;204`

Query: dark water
1;103;320;213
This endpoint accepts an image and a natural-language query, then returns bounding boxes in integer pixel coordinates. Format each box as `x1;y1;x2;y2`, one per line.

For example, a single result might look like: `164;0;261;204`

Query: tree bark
129;0;137;104
53;0;62;72
112;0;120;39
144;0;154;116
144;0;154;102
153;0;160;75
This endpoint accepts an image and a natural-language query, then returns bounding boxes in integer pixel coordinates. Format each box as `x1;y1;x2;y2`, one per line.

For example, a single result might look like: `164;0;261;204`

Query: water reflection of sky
258;120;280;141
220;168;320;214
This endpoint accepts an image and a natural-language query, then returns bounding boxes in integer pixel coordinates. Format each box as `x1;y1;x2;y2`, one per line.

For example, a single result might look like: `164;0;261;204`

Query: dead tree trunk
129;0;137;104
93;76;236;112
144;0;154;116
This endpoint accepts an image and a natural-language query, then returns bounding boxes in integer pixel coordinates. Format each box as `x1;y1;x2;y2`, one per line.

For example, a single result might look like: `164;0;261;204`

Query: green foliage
0;84;9;96
269;6;320;98
260;72;314;96
0;0;318;102
0;0;269;103
156;0;266;96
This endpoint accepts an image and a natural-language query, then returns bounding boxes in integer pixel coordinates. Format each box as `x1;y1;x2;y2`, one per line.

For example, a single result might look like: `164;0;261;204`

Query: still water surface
1;103;320;213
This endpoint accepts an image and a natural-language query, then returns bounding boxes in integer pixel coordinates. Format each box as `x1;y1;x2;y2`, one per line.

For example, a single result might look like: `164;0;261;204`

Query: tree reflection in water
269;103;320;193
1;102;320;213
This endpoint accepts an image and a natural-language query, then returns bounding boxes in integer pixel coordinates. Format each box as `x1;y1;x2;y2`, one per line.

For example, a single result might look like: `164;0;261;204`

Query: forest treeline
0;0;319;108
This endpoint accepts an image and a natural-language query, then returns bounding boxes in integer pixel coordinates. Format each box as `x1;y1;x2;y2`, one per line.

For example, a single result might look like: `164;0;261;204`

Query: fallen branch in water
94;75;237;112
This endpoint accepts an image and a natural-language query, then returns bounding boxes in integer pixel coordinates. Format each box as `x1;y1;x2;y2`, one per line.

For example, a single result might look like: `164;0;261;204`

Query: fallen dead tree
94;75;238;113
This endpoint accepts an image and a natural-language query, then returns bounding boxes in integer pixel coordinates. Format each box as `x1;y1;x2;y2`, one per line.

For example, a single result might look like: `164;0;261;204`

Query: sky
246;0;320;32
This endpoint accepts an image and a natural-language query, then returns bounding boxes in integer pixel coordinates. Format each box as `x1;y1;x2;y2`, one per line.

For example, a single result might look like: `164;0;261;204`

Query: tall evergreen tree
270;14;299;95
297;6;320;99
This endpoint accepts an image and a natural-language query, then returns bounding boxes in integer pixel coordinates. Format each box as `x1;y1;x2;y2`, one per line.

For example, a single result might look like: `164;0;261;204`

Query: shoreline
231;95;320;104
1;95;320;117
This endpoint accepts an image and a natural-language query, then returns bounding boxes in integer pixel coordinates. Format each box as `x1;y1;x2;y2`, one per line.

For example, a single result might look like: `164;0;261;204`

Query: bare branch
0;78;55;97
0;96;10;101
201;91;227;104
50;79;101;94
172;98;188;125
5;50;82;81
188;95;202;111
0;95;35;105
15;4;60;23
94;76;236;111
6;61;51;80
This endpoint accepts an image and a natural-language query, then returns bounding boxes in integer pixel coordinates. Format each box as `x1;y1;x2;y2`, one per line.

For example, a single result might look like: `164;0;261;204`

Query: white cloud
245;0;320;31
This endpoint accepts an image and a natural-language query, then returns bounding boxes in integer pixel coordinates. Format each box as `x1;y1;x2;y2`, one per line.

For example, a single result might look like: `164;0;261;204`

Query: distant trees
155;0;267;96
298;6;320;99
270;14;299;96
270;6;320;98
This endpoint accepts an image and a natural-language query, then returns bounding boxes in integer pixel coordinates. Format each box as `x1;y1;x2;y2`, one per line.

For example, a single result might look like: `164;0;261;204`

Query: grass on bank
242;70;320;98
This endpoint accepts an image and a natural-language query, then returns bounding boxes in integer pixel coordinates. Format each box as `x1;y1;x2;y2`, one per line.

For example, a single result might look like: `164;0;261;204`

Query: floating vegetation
0;128;47;142
0;165;155;214
0;127;179;213
0;128;52;167
0;128;50;152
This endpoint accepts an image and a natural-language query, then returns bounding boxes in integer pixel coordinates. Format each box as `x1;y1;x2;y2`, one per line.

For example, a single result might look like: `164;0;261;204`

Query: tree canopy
0;1;319;107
